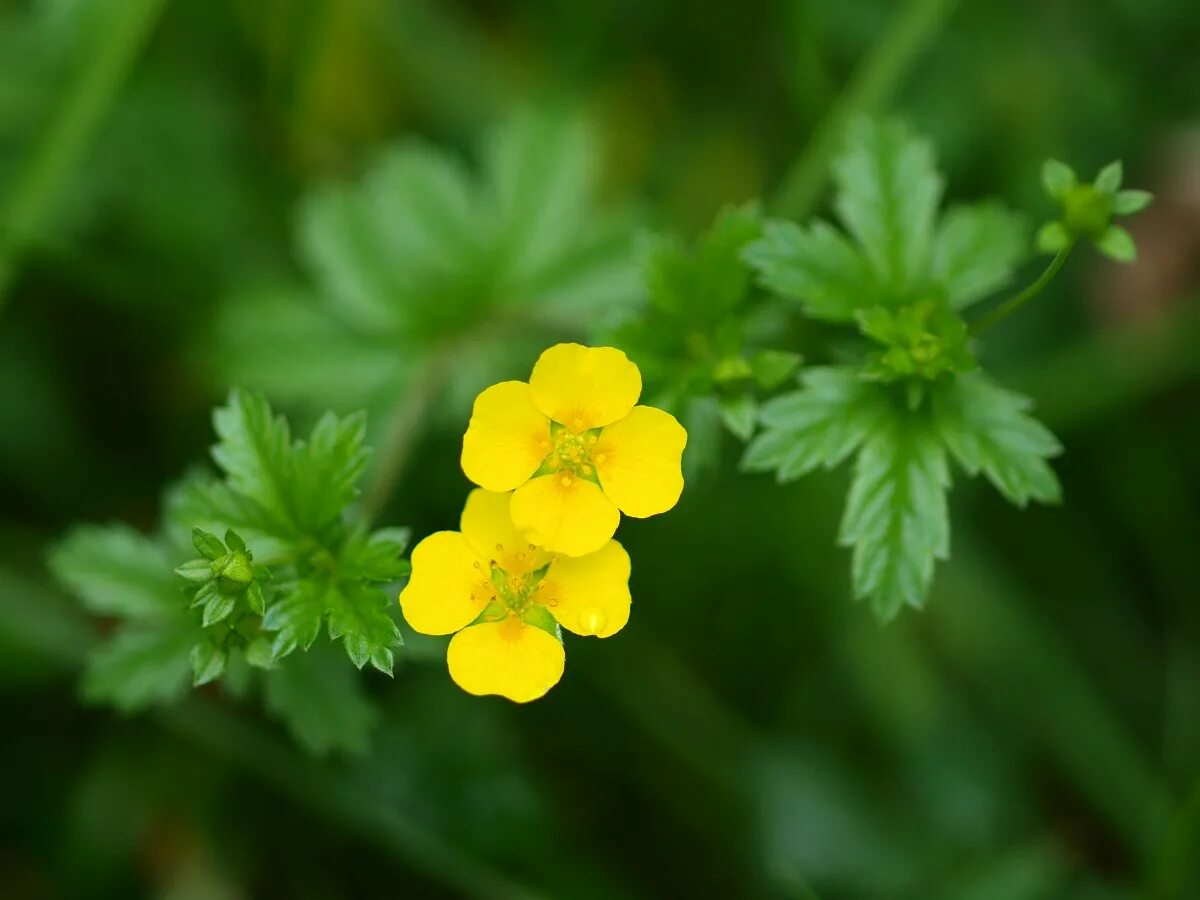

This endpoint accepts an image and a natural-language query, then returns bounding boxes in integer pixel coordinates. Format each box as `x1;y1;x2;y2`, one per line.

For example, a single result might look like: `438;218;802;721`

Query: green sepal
224;529;247;553
202;592;237;627
472;600;510;625
1036;221;1072;255
190;640;227;686
1041;159;1077;200
1113;189;1153;215
1094;160;1123;194
192;527;225;560
175;559;213;583
191;579;219;609
1096;224;1136;262
246;581;266;616
521;603;560;638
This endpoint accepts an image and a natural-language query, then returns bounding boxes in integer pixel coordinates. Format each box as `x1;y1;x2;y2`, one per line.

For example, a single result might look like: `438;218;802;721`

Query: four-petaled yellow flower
461;343;688;557
399;488;632;702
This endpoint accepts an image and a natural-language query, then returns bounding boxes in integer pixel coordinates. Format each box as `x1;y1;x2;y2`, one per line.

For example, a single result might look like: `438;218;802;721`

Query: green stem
771;0;959;219
0;0;167;308
969;246;1072;336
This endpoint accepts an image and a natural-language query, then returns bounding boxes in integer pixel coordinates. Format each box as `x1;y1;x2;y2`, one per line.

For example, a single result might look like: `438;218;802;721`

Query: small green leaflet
838;415;950;621
744;119;1029;321
932;374;1062;507
743;366;1061;619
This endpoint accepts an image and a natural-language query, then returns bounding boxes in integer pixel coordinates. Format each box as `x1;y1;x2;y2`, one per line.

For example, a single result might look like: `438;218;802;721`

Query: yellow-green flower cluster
400;344;687;701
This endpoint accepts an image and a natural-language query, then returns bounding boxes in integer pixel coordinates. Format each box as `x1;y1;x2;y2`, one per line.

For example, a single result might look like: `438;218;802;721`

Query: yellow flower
461;343;687;556
399;488;632;702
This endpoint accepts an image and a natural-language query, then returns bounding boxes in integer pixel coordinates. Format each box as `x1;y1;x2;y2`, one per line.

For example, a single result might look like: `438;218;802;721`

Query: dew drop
582;608;607;635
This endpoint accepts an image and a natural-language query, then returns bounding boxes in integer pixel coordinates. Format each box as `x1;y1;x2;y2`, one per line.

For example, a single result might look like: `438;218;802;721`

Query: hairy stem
970;247;1072;336
0;0;167;308
771;0;959;219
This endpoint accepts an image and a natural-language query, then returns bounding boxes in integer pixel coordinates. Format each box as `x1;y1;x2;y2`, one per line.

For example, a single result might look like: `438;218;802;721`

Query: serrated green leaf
174;559;212;583
209;390;370;537
1041;160;1077;200
743;368;886;482
931;202;1029;309
325;582;402;675
1113;189;1153;215
933;374;1062;507
719;393;758;442
262;581;325;658
201;592;237;628
50;525;177;619
190;639;227;686
82;625;195;711
1096;224;1137;262
743;219;881;322
838;414;950;621
262;644;377;756
1095;160;1123;194
192;527;225;559
211;389;295;529
832;119;943;295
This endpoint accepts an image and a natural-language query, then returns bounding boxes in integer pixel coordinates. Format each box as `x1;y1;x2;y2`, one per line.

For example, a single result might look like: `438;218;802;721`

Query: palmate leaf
82;625;196;712
932;203;1029;310
205;390;370;538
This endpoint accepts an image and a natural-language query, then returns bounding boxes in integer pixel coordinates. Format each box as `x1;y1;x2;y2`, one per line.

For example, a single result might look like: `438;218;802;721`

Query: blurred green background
2;0;1200;897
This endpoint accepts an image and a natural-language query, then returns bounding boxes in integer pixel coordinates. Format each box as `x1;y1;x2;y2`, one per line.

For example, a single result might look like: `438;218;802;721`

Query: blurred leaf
932;202;1029;310
262;644;377;755
82;625;194;711
50;525;177;619
719;393;758;442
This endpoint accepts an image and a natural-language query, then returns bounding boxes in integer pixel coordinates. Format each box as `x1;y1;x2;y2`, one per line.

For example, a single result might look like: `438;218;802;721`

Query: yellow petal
459;487;551;575
447;617;565;702
529;343;641;432
594;405;687;517
461;381;552;491
541;540;631;638
398;531;487;635
510;473;620;557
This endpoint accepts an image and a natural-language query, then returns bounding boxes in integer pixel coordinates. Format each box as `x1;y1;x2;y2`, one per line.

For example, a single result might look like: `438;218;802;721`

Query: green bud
216;549;254;592
1063;184;1114;237
711;355;753;384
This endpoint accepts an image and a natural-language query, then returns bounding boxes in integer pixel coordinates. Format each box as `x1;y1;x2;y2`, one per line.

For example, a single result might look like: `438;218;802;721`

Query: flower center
470;544;557;615
540;421;602;482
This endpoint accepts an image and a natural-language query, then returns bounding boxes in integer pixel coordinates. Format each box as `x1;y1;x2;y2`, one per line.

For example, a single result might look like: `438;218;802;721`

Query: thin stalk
0;0;167;308
771;0;959;219
969;247;1071;336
